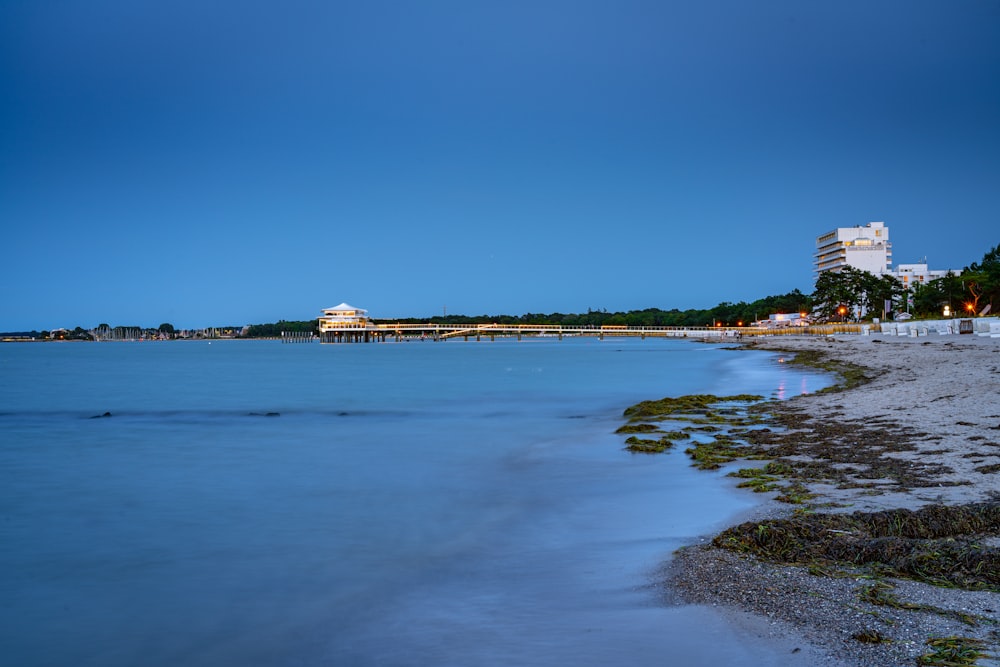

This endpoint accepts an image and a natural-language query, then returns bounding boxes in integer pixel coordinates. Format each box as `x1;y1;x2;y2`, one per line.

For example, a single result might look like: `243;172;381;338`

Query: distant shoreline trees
376;290;812;329
244;320;318;338
6;244;996;338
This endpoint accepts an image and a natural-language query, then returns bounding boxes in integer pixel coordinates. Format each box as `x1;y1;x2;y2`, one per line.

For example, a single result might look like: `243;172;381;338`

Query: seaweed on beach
684;434;761;470
852;628;892;644
917;636;991;666
624;434;689;453
618;393;770;467
713;503;1000;591
624;436;668;453
735;402;964;494
622;394;764;423
618;357;970;509
615;423;661;434
858;581;989;627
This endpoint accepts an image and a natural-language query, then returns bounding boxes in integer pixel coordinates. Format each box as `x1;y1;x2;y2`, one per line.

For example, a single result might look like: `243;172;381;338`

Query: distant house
318;303;370;333
757;313;809;328
888;262;960;289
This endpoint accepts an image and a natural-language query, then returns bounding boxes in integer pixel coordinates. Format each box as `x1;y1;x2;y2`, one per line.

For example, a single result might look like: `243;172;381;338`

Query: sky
2;1;998;330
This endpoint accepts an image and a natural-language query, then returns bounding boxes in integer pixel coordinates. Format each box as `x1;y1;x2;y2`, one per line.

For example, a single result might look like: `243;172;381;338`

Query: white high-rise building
815;221;892;276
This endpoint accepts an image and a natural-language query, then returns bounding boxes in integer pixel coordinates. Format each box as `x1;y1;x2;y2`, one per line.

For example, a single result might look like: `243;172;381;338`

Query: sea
0;337;832;667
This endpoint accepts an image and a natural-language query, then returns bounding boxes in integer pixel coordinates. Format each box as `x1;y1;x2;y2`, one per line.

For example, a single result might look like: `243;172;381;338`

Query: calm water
0;338;830;666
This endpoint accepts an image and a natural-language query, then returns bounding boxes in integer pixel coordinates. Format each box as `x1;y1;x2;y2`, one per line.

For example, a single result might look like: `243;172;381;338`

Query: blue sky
2;1;998;329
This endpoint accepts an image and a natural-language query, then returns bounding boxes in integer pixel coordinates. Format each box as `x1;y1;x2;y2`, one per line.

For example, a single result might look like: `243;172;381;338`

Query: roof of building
324;302;365;313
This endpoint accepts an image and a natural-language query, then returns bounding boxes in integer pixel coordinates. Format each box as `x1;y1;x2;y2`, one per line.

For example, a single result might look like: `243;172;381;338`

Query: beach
666;333;1000;665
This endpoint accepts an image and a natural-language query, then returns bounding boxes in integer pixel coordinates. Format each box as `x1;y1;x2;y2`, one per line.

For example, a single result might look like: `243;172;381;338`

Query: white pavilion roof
323;302;366;313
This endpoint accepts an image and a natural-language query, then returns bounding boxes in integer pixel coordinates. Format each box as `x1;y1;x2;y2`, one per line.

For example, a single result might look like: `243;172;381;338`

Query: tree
812;268;860;320
938;272;966;314
811;267;904;321
864;274;905;318
158;323;176;334
963;243;1000;314
910;280;944;317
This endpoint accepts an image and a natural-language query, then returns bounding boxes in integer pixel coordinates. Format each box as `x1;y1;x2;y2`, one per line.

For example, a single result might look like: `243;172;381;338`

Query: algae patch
917;636;991;666
622;393;765;423
713;502;1000;592
618;393;777;469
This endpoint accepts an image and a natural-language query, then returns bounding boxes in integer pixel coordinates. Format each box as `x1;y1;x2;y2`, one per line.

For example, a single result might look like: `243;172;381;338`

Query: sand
664;333;1000;666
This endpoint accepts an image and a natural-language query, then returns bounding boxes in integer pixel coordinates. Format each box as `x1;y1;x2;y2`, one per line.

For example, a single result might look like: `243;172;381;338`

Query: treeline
378;290;813;329
910;243;999;318
244;320;318;337
2;324;244;340
13;243;996;339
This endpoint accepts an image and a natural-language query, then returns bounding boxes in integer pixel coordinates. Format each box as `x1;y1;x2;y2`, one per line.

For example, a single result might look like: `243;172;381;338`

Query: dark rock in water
89;412;112;419
248;412;281;417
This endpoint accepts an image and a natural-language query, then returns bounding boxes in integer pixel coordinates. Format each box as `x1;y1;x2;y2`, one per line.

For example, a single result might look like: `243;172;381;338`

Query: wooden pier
382;323;747;341
281;331;315;343
317;329;388;344
300;322;866;343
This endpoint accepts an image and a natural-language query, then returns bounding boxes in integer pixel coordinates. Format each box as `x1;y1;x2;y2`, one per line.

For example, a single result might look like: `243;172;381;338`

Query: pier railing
330;323;758;341
290;322;871;343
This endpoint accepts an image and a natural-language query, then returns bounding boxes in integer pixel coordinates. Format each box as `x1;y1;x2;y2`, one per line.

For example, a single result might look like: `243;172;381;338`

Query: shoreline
664;334;1000;666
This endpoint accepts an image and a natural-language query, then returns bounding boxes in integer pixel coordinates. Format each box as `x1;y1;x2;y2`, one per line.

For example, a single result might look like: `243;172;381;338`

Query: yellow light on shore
943;305;951;317
966;303;975;313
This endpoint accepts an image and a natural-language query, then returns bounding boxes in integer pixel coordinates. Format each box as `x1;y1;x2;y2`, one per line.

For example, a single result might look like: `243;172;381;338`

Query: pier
297;322;870;343
281;331;316;344
304;301;868;343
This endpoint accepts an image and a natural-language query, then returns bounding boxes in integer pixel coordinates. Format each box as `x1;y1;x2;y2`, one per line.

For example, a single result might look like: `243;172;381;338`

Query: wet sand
666;333;1000;666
